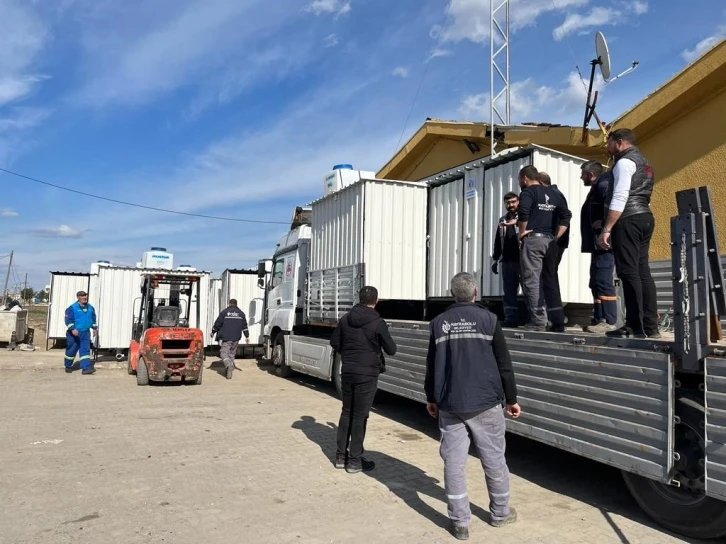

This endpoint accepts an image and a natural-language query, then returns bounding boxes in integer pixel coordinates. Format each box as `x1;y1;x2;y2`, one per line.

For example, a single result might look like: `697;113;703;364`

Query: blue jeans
65;330;92;370
589;251;617;324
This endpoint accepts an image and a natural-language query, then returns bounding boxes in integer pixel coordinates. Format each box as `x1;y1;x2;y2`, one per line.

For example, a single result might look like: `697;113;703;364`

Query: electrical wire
393;0;454;154
549;0;589;93
0;166;291;225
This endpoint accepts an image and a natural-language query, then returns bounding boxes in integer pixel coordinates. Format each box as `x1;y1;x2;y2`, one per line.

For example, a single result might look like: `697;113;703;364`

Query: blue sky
0;0;724;291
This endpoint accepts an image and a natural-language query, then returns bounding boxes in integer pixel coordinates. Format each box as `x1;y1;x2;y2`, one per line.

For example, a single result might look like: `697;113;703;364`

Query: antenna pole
2;250;14;308
490;0;510;158
581;59;599;143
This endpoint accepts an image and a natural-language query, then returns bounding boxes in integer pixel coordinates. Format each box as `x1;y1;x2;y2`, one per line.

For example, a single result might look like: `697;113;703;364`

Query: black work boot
226;365;234;380
346;457;375;474
334;454;346;469
65;367;73;374
449;523;469;540
490;507;518;528
81;368;96;375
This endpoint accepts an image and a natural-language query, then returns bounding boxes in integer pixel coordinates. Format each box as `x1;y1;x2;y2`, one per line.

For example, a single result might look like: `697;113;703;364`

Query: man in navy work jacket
212;298;250;380
63;290;97;375
425;272;521;541
491;191;522;327
331;285;397;474
580;161;618;333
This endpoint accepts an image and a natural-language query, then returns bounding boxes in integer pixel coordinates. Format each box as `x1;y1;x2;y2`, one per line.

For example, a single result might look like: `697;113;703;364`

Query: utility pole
2;250;13;308
24;272;28;304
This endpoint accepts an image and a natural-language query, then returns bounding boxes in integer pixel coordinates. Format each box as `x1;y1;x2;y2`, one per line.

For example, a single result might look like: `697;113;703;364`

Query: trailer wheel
272;334;292;378
622;394;726;540
333;353;343;399
136;357;149;386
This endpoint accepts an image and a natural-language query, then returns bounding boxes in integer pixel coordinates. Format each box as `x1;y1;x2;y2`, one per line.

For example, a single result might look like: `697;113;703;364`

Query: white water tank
323;164;376;196
142;247;174;270
90;260;112;275
177;265;197;272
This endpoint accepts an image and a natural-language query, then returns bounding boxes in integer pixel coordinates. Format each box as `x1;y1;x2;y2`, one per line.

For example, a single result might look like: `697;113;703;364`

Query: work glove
491;262;499;275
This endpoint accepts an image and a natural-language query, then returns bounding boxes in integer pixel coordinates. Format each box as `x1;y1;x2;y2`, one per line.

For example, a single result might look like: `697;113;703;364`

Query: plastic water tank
142;247;174;270
177;265;197;272
90;260;112;275
323;164;353;195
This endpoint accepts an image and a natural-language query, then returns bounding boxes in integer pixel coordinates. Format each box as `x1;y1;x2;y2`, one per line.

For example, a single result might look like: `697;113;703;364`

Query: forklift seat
151;306;181;328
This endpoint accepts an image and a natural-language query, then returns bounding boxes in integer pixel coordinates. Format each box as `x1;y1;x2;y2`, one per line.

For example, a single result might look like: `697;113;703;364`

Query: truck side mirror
257;278;265;289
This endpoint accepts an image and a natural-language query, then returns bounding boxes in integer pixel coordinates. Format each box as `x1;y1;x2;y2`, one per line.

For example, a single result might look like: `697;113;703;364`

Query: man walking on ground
331;286;397;474
425;272;521;540
597;128;659;339
580;161;618;333
63;290;97;375
491;192;522;327
517;165;572;332
212;299;250;380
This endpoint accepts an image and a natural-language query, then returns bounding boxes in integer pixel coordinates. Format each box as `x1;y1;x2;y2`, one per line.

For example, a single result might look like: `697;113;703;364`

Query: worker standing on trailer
63;290;97;375
331;285;397;474
598;128;659;339
579;161;618;333
537;171;570;287
212;298;250;380
517;165;571;332
491;192;523;327
425;272;520;540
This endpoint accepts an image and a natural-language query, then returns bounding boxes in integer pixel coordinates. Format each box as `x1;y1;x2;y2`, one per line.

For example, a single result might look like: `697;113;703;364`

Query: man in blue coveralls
64;290;97;374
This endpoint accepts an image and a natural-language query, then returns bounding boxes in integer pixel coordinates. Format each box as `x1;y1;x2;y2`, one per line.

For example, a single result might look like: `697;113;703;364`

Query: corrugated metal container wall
221;271;265;344
531;148;591;304
428;179;464;298
207;278;222;345
362;181;427;300
311;180;428;301
189;274;209;334
46;273;90;341
96;267;142;349
480;155;531;297
311;182;364;271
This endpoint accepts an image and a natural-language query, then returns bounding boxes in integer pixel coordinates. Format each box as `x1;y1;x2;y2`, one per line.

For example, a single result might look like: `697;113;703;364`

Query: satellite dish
595;31;611;81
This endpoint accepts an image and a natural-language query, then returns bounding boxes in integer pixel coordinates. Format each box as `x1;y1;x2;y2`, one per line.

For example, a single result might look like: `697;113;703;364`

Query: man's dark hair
518;165;539;181
359;286;378;306
503;192;518;201
537;172;552;186
229;299;237;306
608;128;636;145
581;160;604;177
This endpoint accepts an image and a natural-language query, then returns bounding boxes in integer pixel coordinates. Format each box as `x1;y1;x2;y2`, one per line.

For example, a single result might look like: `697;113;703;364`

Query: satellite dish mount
581;31;640;143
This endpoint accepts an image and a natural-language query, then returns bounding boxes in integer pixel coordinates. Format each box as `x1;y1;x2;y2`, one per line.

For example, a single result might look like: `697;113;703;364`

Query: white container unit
206;278;222;345
310;178;428;301
220;269;265;345
424;145;591;304
94;267;211;350
46;272;91;347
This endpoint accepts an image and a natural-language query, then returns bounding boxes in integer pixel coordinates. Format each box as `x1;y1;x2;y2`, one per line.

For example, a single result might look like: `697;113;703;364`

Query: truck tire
272;334;292;378
136;357;149;386
622;394;726;540
333;353;343;399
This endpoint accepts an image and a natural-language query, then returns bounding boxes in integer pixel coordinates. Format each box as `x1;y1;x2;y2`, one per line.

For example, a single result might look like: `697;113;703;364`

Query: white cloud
324;33;340;48
0;107;52;132
30;225;84;239
1;208;19;218
427;48;453;62
305;0;351;17
682;24;726;62
440;0;588;44
630;1;648;15
392;66;410;78
553;7;619;41
458;71;604;123
0;75;48;107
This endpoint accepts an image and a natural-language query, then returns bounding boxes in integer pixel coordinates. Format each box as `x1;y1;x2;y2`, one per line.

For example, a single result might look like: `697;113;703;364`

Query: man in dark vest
425;272;520;540
598;128;659;339
491;192;522;327
580;161;618;333
212;299;250;380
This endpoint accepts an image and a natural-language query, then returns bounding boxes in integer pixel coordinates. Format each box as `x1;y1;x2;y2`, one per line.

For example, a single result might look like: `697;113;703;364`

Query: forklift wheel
193;363;203;385
136;358;149;386
127;358;135;375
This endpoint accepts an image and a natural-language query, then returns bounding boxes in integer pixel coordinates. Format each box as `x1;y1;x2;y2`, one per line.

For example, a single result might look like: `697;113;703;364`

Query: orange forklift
127;272;205;386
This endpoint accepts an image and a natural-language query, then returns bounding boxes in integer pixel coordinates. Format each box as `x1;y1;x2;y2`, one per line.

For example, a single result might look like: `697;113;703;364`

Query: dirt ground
0;344;709;544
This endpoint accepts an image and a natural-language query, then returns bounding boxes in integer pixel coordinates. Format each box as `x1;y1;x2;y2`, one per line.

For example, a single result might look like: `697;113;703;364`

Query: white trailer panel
220;269;264;344
310;179;427;301
207;278;222;346
46;272;90;343
424;146;591;304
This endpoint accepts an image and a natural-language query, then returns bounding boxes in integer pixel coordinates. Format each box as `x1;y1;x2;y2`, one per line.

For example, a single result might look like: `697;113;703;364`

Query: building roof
377;38;726;181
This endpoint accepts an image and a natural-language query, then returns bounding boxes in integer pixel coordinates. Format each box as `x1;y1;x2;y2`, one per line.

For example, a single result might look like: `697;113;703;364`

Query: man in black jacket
491;192;521;327
212;299;250;380
331;285;397;474
425;272;520;540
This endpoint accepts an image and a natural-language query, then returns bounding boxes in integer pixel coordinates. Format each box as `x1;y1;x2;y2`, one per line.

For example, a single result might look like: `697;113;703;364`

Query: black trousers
336;376;378;462
611;213;658;334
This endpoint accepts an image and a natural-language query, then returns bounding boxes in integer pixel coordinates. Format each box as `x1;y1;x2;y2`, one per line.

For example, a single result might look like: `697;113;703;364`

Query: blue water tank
332;164;353;171
150;247;167;251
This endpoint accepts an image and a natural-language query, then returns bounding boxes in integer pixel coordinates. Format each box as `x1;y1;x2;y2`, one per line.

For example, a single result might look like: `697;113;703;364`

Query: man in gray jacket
212;299;250;380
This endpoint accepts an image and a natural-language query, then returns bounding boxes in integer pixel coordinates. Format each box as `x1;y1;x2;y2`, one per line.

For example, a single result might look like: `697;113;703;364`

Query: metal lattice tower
490;0;510;158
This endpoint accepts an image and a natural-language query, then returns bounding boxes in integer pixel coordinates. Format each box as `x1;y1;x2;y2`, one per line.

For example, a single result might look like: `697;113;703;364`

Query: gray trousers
220;340;238;369
439;405;511;526
520;236;565;327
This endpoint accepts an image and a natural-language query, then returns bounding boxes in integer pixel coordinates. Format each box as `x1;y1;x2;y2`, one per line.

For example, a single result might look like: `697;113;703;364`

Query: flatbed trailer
261;184;726;540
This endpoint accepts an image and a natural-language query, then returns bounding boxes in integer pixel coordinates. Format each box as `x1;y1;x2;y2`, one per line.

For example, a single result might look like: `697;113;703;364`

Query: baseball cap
77;290;88;296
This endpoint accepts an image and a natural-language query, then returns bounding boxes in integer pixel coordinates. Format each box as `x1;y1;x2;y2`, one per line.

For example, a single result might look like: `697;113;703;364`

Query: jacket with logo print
425;302;517;413
212;305;249;342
